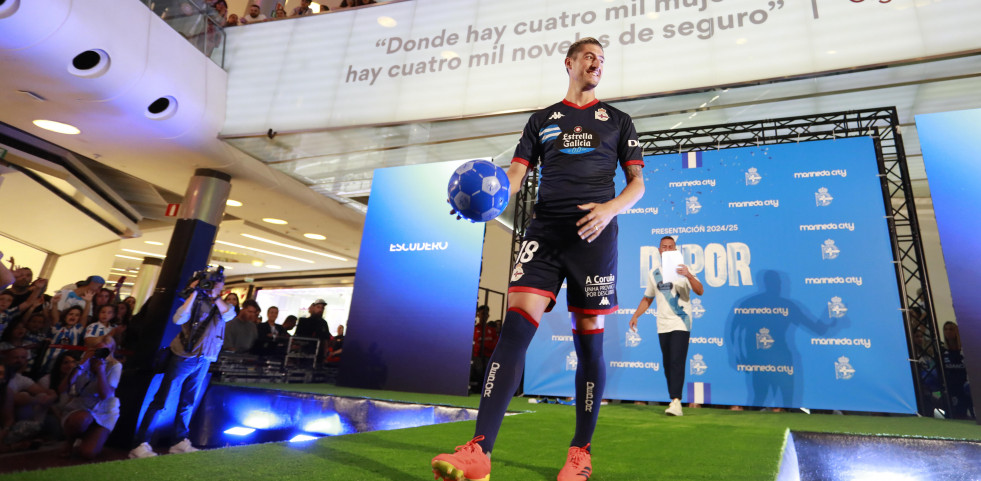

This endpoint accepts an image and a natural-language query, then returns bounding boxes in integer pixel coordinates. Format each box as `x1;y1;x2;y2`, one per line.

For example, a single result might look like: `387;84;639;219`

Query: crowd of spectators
0;253;348;460
1;255;130;458
152;0;381;31
219;298;343;364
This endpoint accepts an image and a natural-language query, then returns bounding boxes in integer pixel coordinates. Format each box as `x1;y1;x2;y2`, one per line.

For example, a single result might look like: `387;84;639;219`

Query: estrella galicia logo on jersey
558;126;599;155
540;124;562;144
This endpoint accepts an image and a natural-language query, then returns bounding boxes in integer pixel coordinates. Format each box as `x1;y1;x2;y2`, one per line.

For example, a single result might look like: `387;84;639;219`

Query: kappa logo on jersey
599;297;610;306
595;108;609;121
549;112;564;120
558;126;599;155
540;124;562;144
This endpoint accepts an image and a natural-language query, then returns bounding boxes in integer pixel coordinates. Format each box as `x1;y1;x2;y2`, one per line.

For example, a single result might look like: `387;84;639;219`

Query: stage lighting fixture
223;427;255;436
243;411;281;430
303;414;343;436
289;434;319;443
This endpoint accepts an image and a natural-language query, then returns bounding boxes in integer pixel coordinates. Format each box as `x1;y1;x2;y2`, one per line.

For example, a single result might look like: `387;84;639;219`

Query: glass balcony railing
142;0;226;67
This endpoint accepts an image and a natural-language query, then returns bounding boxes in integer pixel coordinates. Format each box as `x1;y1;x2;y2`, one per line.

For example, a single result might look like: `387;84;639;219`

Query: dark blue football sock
571;328;605;449
474;307;539;454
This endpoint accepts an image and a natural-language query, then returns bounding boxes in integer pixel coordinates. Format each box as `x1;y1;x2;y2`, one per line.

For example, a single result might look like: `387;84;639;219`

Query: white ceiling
1;2;978;290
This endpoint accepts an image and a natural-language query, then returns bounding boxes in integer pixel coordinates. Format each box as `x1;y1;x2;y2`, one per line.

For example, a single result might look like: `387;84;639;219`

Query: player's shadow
725;269;846;409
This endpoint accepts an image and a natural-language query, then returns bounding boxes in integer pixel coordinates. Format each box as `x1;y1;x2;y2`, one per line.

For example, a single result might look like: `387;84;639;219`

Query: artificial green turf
6;383;978;481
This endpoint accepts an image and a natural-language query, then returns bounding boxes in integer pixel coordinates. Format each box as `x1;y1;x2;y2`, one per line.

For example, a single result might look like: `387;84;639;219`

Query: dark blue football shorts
508;215;618;315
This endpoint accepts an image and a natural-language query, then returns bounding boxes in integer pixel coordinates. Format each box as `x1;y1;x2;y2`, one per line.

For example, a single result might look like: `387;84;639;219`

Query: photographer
129;270;233;459
60;335;121;459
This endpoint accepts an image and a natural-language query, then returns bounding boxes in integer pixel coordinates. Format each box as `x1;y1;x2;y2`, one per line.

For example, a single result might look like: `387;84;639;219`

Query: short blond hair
566;37;603;59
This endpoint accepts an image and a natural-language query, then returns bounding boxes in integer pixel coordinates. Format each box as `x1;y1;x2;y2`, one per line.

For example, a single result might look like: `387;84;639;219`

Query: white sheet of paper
660;250;685;284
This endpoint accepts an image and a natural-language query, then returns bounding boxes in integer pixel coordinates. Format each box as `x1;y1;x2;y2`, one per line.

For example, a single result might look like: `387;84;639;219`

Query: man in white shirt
238;3;267;24
629;236;704;416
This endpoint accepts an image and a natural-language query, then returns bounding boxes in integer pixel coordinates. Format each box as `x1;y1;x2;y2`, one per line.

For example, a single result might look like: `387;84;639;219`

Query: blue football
447;160;510;222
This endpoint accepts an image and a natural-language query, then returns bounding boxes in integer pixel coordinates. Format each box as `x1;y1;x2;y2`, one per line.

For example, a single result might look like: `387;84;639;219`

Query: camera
93;347;111;359
180;266;225;299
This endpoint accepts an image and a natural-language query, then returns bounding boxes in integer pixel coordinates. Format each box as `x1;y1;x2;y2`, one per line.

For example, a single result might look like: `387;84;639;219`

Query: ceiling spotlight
33;119;80;135
226;199;243;207
377;16;397;27
145;241;164;246
265;265;282;269
304;233;326;240
262;218;288;225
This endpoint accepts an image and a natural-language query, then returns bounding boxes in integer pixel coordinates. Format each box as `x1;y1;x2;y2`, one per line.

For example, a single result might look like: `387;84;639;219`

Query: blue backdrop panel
525;138;916;413
916;109;981;416
339;160;487;396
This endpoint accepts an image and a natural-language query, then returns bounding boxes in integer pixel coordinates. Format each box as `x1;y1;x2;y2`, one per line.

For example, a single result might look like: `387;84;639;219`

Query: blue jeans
134;354;211;445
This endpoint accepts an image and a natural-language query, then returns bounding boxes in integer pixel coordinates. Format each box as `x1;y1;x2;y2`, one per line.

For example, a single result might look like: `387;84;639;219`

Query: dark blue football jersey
512;99;644;217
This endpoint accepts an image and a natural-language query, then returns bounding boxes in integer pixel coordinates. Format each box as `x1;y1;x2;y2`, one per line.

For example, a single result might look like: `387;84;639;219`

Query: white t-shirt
239;13;267;23
56;285;89;315
84;322;113;340
644;267;692;334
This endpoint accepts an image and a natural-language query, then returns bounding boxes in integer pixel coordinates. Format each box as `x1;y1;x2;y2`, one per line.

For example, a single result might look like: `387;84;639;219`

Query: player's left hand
576;202;618;243
676;265;691;278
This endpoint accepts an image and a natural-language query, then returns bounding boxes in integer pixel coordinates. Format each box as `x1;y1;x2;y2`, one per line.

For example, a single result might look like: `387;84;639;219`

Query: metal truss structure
510;107;948;415
637;107;948;416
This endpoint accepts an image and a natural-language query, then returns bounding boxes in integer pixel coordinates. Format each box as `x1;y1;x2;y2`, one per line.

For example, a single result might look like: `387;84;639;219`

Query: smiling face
63;307;82;327
565;41;604;91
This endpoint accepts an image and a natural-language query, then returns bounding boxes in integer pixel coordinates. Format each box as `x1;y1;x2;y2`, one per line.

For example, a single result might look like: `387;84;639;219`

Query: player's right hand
628;317;638;332
447;198;463;220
